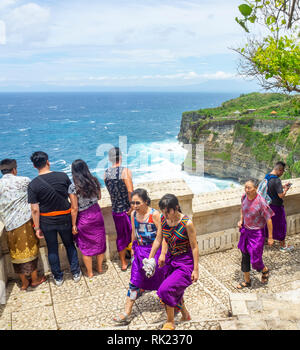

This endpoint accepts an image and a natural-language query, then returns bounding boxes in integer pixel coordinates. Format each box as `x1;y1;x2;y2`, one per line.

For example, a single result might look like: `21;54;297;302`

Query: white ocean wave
18;128;31;132
123;140;238;194
64;119;78;123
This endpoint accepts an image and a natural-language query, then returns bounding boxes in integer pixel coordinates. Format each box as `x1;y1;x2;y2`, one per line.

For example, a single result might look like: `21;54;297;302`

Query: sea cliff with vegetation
178;92;300;183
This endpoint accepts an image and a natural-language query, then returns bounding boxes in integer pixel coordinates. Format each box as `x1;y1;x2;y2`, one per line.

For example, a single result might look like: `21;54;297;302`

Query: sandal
121;262;131;272
180;312;191;322
113;312;130;325
261;269;269;284
236;280;251;289
161;322;175;330
31;275;47;288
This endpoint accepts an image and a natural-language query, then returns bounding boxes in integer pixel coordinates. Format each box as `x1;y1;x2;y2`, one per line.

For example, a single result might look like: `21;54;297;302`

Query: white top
0;174;32;231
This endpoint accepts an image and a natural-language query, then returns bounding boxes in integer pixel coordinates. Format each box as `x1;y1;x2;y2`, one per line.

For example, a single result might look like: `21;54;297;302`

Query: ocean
0;92;240;194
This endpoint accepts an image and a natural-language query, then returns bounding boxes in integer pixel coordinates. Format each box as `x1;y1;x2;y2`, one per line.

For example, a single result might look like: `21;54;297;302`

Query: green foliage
185;92;299;118
205;151;231;161
235;0;300;93
252;35;300;92
291;161;300;176
234;122;292;166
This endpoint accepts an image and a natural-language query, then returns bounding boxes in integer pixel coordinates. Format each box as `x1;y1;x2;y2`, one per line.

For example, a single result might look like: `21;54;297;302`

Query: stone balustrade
1;177;300;304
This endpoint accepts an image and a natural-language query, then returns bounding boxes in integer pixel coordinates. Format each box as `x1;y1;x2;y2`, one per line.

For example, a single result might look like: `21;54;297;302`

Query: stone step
226;285;300;330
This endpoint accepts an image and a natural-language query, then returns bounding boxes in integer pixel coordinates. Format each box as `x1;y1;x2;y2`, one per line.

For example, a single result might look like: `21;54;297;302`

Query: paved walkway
1;234;300;330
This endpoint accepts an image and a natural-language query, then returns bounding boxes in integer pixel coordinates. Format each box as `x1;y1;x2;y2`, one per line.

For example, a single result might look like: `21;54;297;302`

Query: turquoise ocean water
0;92;240;194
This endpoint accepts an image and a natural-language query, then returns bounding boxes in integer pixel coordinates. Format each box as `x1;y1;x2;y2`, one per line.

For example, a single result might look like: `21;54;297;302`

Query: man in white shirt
0;159;46;290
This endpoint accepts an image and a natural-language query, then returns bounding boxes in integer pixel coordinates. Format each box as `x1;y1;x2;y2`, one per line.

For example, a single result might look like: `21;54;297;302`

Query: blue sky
0;0;263;92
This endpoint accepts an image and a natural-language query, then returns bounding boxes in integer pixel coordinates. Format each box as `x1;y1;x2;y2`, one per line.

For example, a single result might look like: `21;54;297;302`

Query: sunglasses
130;201;141;205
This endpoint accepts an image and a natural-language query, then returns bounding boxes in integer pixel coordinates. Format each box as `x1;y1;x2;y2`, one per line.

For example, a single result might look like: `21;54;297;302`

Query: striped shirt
161;215;191;256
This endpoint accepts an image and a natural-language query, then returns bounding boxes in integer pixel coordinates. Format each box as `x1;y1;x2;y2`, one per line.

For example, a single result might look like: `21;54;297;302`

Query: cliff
178;93;300;183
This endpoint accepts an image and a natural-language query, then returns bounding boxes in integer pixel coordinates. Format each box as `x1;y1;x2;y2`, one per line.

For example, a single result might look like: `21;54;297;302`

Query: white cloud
0;0;258;89
83;70;239;83
3;2;50;44
0;0;18;11
2;0;244;52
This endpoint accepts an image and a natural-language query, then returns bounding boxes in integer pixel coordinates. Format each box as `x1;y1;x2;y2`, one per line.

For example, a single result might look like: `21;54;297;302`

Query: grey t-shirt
68;183;98;212
267;177;284;206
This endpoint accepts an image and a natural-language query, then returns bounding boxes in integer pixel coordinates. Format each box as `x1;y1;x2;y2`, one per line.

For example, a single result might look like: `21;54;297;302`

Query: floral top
0;174;32;231
241;193;274;230
68;183;99;212
104;166;130;213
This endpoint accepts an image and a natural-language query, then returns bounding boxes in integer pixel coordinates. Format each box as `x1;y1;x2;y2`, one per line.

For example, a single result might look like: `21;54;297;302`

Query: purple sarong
112;211;132;252
75;203;106;256
130;240;165;291
238;226;265;271
157;250;194;308
264;205;286;241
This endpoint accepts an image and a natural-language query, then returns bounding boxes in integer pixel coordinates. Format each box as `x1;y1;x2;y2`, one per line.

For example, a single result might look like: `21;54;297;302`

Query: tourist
113;188;165;324
237;179;274;289
264;161;293;252
69;159;106;277
147;194;199;330
104;147;133;271
28;151;81;286
0;159;46;291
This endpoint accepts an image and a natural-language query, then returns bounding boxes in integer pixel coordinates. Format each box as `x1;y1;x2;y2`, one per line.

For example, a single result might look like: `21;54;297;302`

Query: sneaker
73;271;82;283
279;245;294;252
54;278;64;287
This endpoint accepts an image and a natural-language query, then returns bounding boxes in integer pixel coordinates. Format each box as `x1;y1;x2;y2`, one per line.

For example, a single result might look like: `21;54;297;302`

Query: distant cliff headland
178;92;300;183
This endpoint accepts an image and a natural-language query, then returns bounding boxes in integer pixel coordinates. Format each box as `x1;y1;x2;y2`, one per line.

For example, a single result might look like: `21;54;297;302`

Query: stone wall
1;177;300;304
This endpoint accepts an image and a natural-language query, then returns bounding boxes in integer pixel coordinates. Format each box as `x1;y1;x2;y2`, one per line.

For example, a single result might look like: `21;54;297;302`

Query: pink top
241;193;274;230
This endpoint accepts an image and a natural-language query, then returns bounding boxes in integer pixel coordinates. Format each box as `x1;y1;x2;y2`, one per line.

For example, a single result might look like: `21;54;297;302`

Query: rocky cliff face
178;114;300;183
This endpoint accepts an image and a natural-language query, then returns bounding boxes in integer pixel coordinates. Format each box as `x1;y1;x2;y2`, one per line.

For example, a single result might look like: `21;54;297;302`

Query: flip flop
31;275;47;288
121;262;131;272
180;313;191;322
161;322;175;330
236;280;252;289
113;312;130;325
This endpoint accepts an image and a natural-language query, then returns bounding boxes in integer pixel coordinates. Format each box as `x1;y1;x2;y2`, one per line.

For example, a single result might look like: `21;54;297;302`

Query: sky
0;0;264;92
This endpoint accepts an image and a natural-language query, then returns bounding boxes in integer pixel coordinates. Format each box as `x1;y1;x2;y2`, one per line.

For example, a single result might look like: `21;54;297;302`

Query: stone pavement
1;233;300;330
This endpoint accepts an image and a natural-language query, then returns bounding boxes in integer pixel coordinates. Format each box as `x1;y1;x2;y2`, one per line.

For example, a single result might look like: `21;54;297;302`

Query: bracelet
34;227;40;231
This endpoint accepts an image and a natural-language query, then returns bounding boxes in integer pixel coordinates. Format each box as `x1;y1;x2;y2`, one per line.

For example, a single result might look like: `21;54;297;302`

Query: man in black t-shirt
266;161;293;252
28;151;81;286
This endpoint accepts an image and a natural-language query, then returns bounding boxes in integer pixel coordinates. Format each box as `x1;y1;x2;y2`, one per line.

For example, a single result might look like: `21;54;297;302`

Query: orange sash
40;208;71;217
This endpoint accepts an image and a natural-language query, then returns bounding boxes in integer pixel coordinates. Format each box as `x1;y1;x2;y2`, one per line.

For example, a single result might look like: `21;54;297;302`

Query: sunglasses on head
130;201;141;205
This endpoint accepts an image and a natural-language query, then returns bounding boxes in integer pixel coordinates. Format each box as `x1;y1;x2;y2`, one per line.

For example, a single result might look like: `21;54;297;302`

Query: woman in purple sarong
104;147;133;271
113;188;165;325
69;159;106;277
237;179;274;289
147;194;199;330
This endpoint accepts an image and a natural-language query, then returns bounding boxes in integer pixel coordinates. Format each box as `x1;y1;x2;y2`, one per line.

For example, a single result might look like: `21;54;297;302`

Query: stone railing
1;177;300;304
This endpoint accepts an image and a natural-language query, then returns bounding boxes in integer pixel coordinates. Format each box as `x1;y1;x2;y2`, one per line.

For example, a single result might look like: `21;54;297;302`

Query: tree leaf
238;4;253;17
235;17;250;32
